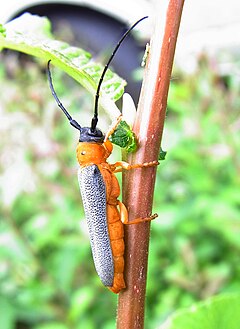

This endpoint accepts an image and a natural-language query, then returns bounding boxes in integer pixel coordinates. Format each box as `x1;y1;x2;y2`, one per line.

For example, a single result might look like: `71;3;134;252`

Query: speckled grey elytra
78;164;114;287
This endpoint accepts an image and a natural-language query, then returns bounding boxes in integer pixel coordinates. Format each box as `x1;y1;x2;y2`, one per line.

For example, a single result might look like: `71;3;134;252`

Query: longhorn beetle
47;16;159;294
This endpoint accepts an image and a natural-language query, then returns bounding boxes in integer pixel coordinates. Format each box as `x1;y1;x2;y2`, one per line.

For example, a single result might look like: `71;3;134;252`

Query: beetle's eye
81;151;86;155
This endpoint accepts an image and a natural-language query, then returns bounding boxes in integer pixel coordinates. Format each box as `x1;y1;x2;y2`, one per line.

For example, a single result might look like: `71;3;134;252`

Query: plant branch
117;1;185;328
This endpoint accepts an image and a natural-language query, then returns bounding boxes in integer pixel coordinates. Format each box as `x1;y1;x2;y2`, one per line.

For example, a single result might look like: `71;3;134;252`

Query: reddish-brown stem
117;1;185;328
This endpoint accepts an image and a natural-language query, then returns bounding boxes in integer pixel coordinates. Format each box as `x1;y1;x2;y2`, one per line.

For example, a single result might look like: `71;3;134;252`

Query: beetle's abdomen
99;167;126;293
78;164;114;287
107;204;125;293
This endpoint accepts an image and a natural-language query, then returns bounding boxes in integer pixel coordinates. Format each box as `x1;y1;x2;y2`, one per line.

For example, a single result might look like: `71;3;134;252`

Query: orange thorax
76;140;113;167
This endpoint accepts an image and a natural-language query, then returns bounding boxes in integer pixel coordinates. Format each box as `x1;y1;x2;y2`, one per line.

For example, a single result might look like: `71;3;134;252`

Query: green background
0;48;239;328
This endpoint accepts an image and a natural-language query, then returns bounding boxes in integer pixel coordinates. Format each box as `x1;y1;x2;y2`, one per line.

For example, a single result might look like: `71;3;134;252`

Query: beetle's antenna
47;60;82;131
91;16;148;133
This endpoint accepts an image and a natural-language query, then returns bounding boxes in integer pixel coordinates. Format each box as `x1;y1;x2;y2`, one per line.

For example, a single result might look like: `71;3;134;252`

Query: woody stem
116;1;185;328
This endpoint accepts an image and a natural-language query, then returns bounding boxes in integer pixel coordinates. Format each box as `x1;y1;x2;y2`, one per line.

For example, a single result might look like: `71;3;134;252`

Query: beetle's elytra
78;164;115;288
47;16;159;293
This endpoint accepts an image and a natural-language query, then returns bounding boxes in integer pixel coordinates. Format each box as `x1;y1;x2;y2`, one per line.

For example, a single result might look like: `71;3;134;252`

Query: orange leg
113;160;159;173
118;200;158;225
104;115;123;142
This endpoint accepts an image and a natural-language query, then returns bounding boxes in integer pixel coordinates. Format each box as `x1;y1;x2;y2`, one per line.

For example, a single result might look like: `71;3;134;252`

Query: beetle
47;16;159;293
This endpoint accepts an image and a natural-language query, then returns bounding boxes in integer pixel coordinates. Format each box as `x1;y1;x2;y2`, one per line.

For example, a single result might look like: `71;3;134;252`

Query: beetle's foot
125;213;158;225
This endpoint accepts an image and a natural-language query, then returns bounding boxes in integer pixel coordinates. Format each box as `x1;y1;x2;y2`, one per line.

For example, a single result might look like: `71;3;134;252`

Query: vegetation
0;14;240;329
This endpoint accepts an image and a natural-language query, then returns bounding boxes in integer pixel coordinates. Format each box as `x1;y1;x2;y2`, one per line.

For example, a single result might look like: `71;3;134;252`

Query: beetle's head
79;126;104;143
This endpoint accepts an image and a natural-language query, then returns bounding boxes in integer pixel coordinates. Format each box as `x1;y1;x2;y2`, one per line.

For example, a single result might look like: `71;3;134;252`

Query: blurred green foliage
159;293;240;329
0;52;239;329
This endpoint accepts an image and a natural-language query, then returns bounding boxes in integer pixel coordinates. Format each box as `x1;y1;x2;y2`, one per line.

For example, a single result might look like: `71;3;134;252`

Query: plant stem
117;1;185;328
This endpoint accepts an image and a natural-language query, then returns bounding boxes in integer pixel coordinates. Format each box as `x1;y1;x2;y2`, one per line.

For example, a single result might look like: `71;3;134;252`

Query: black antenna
47;60;82;131
91;16;148;132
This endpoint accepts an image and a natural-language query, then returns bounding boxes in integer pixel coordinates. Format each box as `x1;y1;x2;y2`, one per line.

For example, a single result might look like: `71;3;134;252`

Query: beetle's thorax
76;140;113;167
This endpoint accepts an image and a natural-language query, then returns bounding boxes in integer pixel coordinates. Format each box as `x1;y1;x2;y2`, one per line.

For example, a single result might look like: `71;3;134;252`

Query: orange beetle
47;17;158;293
76;125;158;293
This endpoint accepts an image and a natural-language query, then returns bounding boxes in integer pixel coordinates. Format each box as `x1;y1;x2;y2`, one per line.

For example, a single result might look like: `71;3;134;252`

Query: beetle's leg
104;115;123;142
118;200;158;224
113;160;159;173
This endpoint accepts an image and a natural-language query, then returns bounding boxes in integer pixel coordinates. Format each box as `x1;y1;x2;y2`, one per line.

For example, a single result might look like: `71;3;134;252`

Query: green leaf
109;120;137;152
0;13;126;115
0;298;15;329
0;13;142;151
160;293;240;329
0;23;6;37
159;147;167;160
